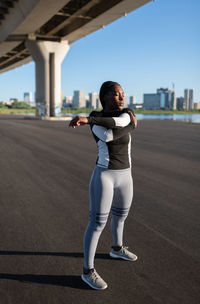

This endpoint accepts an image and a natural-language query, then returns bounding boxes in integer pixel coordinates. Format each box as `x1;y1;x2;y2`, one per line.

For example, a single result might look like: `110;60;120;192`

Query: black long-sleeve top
88;108;135;170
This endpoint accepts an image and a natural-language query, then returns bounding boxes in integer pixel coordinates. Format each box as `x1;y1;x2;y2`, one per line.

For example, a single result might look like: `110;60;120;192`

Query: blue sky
0;0;199;104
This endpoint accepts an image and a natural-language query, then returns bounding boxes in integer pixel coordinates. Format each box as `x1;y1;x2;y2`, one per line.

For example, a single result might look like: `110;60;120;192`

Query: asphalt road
0;114;199;304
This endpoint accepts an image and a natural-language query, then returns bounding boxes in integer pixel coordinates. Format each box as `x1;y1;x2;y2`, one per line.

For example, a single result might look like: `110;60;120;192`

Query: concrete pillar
26;40;70;117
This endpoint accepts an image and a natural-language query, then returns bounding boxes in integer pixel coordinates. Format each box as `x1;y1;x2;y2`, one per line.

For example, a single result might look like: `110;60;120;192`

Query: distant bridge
0;0;151;116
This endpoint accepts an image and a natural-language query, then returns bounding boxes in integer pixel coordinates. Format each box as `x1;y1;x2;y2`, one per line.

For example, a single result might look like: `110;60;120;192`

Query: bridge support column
26;40;70;117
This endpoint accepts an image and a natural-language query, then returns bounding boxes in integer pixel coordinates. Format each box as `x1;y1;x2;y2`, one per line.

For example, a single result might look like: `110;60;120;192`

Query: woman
69;81;137;290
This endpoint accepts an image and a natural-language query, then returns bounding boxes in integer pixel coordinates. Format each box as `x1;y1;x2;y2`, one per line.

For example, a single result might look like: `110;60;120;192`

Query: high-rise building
129;96;136;106
24;92;32;104
73;90;85;108
176;97;184;110
62;96;72;108
124;95;128;107
88;92;99;109
184;89;194;110
157;88;176;110
189;90;193;110
184;89;189;110
194;102;200;110
96;96;102;109
157;88;169;109
61;91;65;103
169;90;176;110
143;94;160;110
143;88;176;110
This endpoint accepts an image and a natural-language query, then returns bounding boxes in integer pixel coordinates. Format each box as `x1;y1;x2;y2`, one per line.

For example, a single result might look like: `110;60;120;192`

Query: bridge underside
0;0;151;116
0;0;150;73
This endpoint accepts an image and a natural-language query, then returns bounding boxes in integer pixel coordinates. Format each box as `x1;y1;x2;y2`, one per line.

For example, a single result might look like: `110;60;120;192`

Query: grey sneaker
81;269;108;290
109;246;138;261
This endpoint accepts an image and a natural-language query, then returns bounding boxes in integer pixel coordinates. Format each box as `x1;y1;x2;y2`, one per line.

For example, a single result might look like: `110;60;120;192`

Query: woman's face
104;85;125;111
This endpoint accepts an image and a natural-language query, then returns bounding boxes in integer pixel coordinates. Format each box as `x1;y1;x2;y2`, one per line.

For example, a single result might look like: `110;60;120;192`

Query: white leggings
83;166;133;269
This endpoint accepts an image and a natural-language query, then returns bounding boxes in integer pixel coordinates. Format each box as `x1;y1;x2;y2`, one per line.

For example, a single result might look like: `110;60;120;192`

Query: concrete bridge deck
0;115;199;304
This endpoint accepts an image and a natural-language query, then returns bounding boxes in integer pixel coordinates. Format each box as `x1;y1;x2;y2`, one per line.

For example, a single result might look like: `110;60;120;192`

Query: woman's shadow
0;251;111;290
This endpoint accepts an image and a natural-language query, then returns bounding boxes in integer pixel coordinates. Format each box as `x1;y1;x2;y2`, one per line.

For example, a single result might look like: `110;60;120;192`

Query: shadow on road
0;251;111;289
0;273;92;289
0;250;111;260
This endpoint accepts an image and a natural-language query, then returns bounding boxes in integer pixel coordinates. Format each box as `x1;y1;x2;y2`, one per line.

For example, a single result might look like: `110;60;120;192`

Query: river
63;113;200;124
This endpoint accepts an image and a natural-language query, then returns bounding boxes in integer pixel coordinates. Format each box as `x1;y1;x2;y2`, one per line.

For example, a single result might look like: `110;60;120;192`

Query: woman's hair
99;81;121;109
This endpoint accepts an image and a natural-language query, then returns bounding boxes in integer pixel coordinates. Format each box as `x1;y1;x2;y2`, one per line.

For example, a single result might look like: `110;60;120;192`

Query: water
63;113;200;124
135;114;200;123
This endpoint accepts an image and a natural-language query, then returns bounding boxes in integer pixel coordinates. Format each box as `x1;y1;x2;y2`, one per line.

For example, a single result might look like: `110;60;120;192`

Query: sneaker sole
109;251;138;261
81;274;108;290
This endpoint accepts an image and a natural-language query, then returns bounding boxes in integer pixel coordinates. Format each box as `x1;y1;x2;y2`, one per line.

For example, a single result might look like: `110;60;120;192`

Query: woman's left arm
69;116;88;128
88;112;131;128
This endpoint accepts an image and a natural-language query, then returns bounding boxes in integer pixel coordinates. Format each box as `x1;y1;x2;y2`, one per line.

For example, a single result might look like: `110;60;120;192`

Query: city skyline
3;85;198;111
67;87;195;110
0;86;196;104
0;0;199;103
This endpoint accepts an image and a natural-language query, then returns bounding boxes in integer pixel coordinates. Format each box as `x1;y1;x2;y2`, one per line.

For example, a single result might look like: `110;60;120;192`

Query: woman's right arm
92;123;135;142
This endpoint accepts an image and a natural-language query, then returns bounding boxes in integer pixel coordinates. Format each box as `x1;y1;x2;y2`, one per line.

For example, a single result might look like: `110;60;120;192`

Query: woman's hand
127;110;137;128
69;116;89;128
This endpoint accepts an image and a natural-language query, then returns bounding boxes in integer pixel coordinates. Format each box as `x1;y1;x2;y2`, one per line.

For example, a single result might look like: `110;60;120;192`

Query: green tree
11;101;32;109
0;103;7;108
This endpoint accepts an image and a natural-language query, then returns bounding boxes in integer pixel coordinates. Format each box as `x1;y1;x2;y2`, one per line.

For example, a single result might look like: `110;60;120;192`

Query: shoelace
121;246;129;252
90;270;99;282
